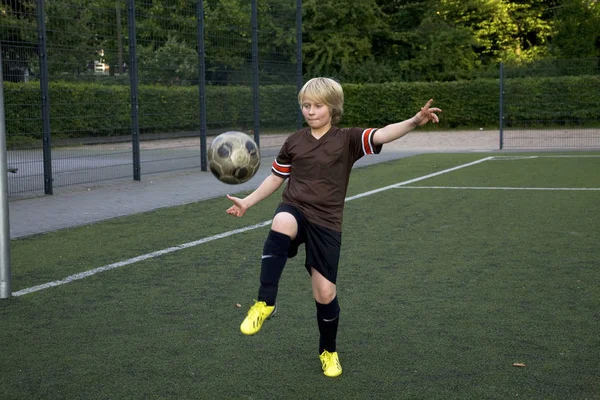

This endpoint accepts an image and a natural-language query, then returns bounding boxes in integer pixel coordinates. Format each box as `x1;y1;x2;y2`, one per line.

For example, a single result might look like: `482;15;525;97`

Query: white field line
491;155;600;160
13;221;272;296
397;186;600;191
13;157;494;297
346;157;494;201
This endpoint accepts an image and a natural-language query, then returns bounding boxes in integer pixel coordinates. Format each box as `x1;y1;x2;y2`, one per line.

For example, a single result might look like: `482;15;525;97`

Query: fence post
251;0;260;147
116;1;124;74
499;62;504;150
36;0;53;194
127;0;141;181
0;48;12;299
296;0;303;130
196;0;208;171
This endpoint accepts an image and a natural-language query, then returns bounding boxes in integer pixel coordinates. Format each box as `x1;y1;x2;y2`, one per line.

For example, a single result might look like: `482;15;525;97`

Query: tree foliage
301;0;387;77
550;0;600;58
1;0;599;84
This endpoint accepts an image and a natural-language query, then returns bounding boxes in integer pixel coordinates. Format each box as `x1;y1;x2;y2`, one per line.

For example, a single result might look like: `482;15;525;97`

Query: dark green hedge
502;76;600;126
4;75;599;146
342;79;499;129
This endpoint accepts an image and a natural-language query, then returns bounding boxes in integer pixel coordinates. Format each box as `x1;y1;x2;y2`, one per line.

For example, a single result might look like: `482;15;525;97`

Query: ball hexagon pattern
208;131;261;184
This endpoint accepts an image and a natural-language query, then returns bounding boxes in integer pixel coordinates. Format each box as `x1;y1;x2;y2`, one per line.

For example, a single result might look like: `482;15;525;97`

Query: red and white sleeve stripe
361;128;378;155
271;159;291;177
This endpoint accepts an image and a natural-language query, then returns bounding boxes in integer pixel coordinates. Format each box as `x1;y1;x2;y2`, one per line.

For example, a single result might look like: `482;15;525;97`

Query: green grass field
1;152;599;399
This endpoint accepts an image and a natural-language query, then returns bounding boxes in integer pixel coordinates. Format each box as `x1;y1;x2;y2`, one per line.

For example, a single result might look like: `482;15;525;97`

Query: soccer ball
208;131;261;184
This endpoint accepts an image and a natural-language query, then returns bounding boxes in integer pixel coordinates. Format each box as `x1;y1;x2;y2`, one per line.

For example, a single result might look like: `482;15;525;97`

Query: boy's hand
226;194;248;217
412;99;442;126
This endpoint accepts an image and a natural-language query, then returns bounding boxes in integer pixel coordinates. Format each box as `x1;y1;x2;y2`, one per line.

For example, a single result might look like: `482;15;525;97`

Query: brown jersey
271;126;383;232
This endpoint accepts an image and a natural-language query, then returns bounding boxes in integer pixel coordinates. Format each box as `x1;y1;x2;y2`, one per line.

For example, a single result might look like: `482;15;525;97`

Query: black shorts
275;203;342;284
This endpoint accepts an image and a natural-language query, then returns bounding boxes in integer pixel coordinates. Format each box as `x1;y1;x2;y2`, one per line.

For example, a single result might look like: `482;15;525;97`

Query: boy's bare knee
271;212;298;239
311;270;337;303
314;289;336;304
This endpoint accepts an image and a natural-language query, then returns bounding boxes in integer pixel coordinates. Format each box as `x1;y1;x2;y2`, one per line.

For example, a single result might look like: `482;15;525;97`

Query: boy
226;77;441;377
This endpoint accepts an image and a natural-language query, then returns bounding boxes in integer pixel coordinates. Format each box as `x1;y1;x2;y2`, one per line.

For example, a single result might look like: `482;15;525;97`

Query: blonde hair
298;77;344;125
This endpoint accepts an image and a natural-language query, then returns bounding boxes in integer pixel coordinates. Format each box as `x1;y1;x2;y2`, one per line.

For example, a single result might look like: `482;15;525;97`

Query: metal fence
1;0;301;196
2;2;600;198
500;58;600;149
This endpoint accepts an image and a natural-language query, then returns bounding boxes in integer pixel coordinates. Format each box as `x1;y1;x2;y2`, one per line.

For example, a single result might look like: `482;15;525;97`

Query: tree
550;0;600;58
1;0;38;81
436;0;554;63
374;0;432;63
301;0;557;81
42;0;118;76
396;16;482;81
3;0;596;86
133;0;198;84
301;0;388;78
137;35;199;84
203;0;254;83
256;0;298;83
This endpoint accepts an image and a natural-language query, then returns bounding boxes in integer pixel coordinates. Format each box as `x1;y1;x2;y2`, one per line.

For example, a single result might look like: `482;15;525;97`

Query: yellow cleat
240;301;276;335
319;350;342;377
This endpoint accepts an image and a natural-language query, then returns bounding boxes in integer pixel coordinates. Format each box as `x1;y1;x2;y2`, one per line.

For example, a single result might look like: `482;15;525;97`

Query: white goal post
0;48;12;299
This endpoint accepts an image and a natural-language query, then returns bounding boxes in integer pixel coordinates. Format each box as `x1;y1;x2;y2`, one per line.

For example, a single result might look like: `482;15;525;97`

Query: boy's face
301;97;332;131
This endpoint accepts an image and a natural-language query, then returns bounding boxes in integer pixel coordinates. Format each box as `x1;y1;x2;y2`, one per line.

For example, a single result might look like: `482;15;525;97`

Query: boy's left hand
413;99;442;126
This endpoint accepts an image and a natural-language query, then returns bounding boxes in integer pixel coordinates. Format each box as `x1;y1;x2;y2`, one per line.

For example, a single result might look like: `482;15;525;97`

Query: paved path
8;130;499;239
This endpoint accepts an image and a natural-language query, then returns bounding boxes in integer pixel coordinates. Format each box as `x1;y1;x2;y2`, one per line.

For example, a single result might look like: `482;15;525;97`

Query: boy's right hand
226;194;248;217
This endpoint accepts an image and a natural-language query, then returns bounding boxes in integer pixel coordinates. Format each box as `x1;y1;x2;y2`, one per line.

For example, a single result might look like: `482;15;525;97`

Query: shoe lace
321;351;340;370
247;300;265;318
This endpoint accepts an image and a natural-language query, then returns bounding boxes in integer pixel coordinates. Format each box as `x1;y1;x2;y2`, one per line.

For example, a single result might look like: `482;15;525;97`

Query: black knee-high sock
257;230;291;306
316;297;340;354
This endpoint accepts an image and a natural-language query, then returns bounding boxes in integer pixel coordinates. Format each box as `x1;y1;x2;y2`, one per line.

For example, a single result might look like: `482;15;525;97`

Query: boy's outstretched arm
226;173;285;217
372;99;442;145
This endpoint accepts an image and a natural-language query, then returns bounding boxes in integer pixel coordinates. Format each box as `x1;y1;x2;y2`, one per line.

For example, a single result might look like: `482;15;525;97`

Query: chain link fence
1;0;300;197
2;2;599;198
500;58;600;149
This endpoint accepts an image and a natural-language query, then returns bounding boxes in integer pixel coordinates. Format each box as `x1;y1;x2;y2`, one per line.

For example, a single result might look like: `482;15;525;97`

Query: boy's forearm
372;118;418;145
243;173;285;208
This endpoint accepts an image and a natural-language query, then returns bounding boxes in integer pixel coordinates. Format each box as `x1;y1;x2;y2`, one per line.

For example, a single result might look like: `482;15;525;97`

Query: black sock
257;230;291;306
316;296;340;354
